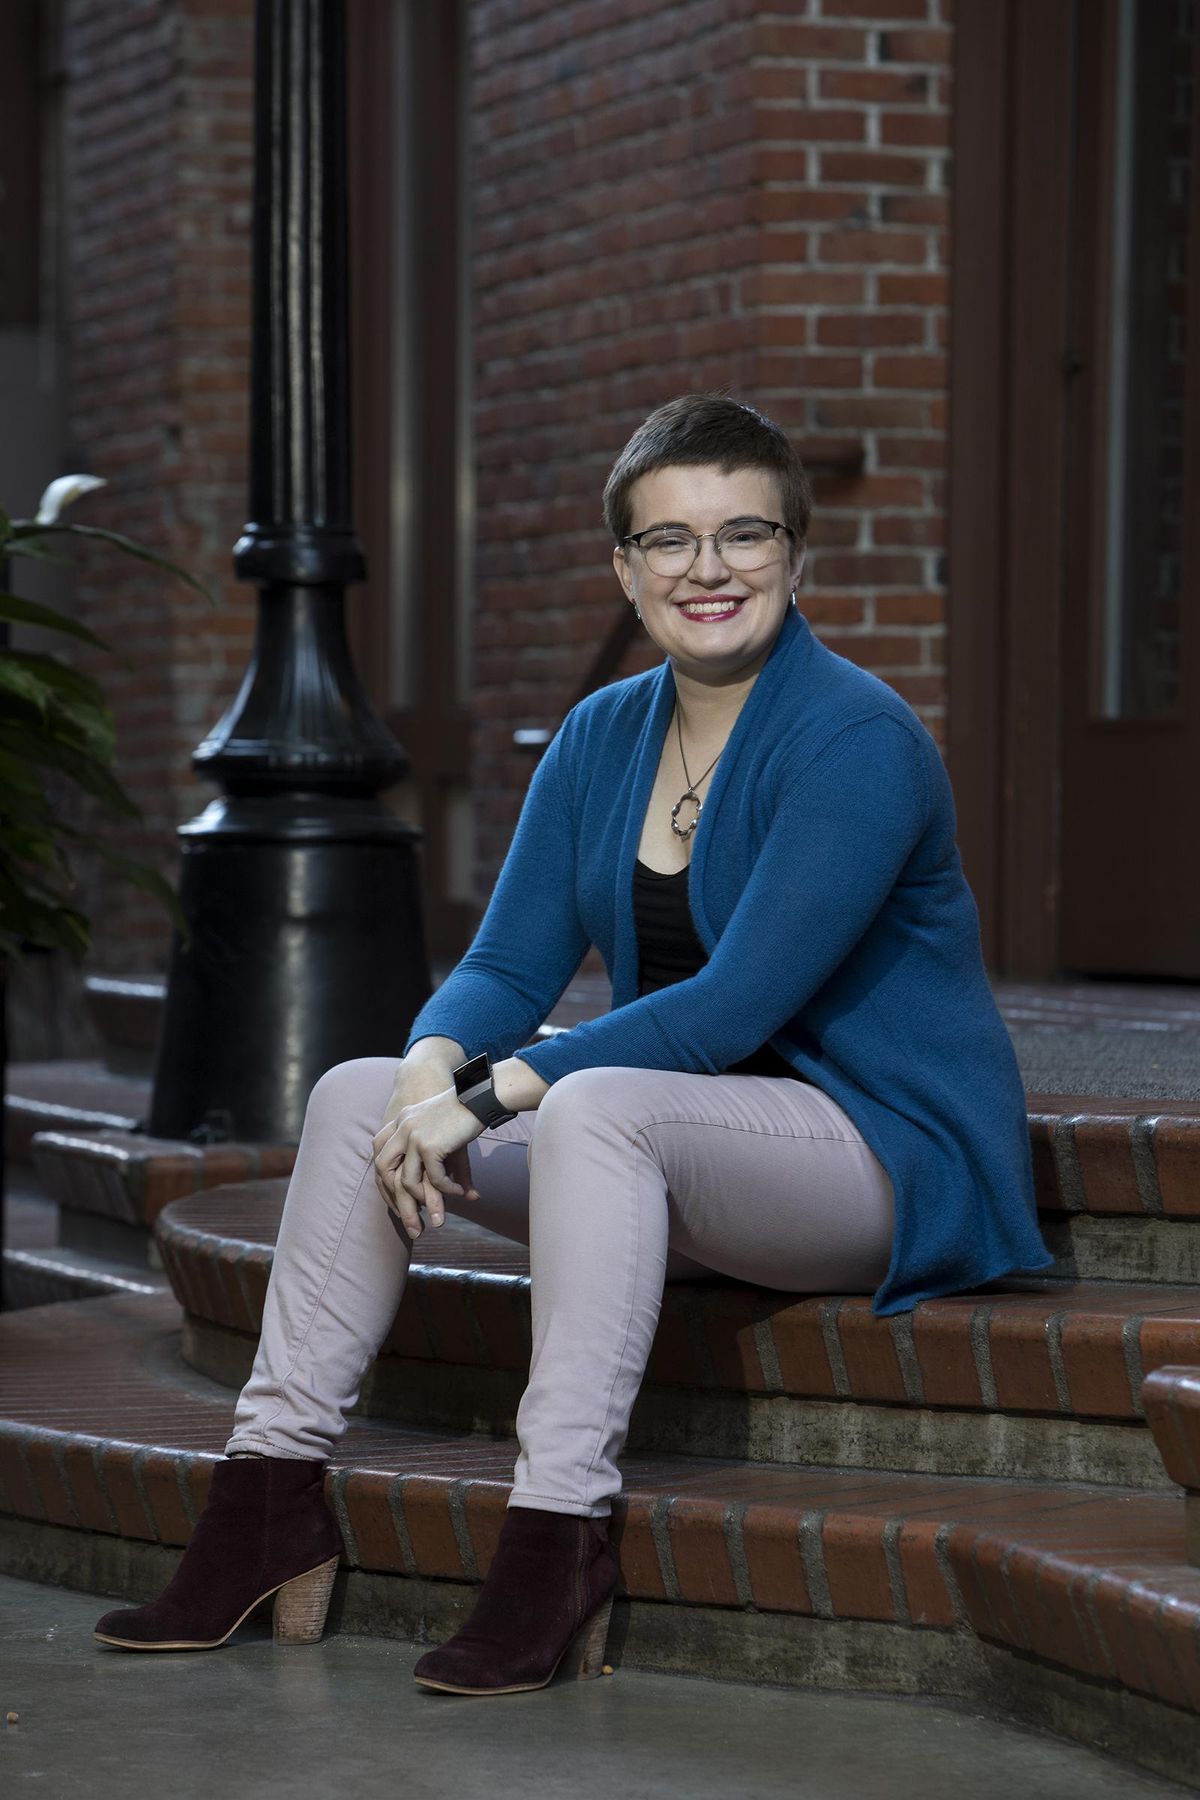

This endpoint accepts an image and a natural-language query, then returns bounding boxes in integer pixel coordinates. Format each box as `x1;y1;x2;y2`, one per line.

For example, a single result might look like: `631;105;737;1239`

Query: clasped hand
372;1087;483;1242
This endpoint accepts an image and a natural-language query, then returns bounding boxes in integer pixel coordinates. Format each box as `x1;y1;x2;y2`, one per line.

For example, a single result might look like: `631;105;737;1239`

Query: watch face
455;1052;491;1095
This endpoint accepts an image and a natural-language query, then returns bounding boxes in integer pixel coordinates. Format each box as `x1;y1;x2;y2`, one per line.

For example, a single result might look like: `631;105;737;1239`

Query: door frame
947;0;1077;977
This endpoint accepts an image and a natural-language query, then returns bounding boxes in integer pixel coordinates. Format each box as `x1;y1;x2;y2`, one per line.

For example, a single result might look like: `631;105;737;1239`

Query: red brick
881;110;953;148
880;27;953;65
462;1482;510;1576
873;513;945;548
820;150;930;187
753;107;871;144
98;1443;157;1542
62;1441;119;1533
23;1438;77;1529
1143;1368;1200;1488
1153;1119;1200;1217
138;1449;193;1546
741;1502;813;1613
836;1299;908;1401
875;591;945;624
1141;1318;1200;1389
816;311;927;348
611;1495;669;1600
897;1518;958;1627
873;353;949;389
823;1512;896;1620
1072;1116;1146;1214
700;1290;772;1393
881;193;950;226
877;271;951;305
395;1477;464;1578
817;229;929;265
807;551;927;585
874;436;947;472
798;593;870;628
815;395;934;429
747;268;866;305
822;0;932;19
667;1497;740;1606
756;23;869;60
768;1300;839;1396
819;68;931;104
987;1304;1064;1414
340;1472;408;1573
912;1300;987;1408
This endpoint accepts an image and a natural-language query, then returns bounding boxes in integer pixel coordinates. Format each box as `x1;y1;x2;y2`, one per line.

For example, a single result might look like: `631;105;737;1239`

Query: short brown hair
602;394;813;545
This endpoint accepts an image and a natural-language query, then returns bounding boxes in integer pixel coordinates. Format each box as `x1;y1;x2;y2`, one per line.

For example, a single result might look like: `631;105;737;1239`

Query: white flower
35;474;107;525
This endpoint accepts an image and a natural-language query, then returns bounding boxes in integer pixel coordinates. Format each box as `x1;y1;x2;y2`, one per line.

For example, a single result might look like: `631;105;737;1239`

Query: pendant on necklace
671;790;703;839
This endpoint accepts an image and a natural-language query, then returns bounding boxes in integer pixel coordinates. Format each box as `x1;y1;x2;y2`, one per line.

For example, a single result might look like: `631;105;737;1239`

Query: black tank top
633;860;803;1080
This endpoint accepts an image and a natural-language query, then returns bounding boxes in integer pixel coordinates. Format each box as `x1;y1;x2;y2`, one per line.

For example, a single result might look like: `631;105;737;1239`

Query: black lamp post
149;0;431;1145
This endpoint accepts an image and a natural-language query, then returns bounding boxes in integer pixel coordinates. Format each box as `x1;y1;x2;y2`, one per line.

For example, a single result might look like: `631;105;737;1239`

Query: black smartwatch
453;1051;518;1129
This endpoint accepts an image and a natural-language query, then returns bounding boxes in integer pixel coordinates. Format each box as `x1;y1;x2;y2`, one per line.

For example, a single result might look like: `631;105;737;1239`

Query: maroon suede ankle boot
413;1505;619;1695
94;1455;341;1651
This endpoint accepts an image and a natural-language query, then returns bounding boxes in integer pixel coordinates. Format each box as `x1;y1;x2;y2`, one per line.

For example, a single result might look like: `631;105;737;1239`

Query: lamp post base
148;813;430;1146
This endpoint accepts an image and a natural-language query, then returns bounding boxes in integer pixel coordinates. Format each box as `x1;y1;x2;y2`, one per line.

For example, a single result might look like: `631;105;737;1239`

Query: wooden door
1059;0;1200;976
950;0;1200;979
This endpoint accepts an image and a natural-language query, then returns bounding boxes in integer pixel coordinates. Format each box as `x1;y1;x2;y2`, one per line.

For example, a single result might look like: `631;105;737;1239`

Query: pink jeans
226;1057;895;1517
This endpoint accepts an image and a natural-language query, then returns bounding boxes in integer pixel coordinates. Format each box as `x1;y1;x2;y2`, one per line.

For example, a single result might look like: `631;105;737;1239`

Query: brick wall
469;0;954;895
56;0;955;966
60;0;255;972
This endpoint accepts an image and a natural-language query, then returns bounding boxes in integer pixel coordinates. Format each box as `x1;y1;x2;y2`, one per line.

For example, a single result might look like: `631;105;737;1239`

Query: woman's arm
402;727;590;1067
513;713;931;1085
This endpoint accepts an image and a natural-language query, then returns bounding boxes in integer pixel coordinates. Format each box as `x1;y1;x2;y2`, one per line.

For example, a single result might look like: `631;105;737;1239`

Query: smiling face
613;463;806;686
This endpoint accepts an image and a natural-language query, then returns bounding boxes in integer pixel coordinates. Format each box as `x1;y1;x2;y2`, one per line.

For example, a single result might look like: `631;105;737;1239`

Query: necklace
670;706;727;839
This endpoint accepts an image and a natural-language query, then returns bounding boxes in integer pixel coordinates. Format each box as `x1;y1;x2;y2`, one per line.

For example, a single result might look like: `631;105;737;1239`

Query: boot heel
273;1555;339;1646
557;1596;613;1681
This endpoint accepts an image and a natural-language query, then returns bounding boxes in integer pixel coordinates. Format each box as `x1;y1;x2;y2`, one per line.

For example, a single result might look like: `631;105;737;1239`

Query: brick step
2;1246;168;1310
83;975;164;1062
0;1291;1198;1788
5;1063;148;1162
31;1129;296;1230
156;1184;1198;1490
21;1104;1200;1291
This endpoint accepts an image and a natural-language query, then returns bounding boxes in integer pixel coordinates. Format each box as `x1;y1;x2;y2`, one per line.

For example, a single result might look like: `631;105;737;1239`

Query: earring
633;603;643;621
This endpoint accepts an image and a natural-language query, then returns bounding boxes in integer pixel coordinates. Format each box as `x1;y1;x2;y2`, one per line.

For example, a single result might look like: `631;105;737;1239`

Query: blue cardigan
405;602;1051;1314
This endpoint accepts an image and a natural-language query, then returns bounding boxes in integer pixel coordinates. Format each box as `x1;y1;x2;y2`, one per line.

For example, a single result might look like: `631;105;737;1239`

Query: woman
94;395;1049;1688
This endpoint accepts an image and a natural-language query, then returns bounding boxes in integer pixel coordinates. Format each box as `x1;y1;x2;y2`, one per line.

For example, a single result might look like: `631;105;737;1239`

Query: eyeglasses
620;517;793;578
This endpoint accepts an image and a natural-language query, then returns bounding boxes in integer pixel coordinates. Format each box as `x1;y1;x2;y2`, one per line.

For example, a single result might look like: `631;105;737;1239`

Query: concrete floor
0;1577;1190;1800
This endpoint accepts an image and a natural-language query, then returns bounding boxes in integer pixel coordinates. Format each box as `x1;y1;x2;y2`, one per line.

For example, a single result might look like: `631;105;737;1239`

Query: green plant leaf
0;895;91;964
2;823;59;868
0;662;116;765
0;788;55;837
0;747;47;797
13;522;214;603
0;590;113;651
5;540;73;566
0;722;139;816
7;650;107;712
0;659;50;718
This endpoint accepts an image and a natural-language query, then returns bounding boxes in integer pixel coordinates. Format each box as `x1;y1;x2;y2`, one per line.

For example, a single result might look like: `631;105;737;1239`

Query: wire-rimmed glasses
620;517;792;578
